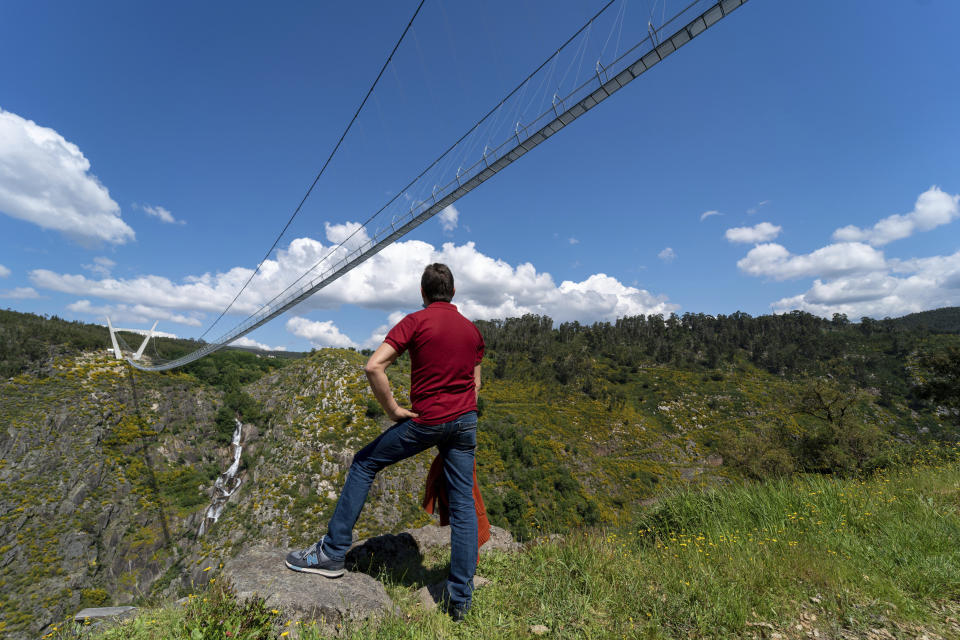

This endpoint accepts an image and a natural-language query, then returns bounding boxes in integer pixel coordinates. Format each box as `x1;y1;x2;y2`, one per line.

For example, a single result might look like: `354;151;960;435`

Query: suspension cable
198;0;428;340
216;0;623;321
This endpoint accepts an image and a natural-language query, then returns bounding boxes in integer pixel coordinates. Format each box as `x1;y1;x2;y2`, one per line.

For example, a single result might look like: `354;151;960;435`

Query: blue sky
1;0;959;352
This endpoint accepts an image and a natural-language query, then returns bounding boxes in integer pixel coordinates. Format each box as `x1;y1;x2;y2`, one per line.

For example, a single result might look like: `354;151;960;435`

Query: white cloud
0;286;41;299
139;203;184;225
111;325;179;339
360;311;408;349
32;229;678;338
568;237;579;245
0;108;134;245
746;200;770;215
438;205;459;234
700;210;721;221
66;299;204;327
725;222;782;244
286;317;357;349
736;187;960;319
0;264;9;278
832;186;959;247
737;242;886;281
324;221;368;248
83;256;116;277
771;250;960;318
231;336;286;351
658;247;676;262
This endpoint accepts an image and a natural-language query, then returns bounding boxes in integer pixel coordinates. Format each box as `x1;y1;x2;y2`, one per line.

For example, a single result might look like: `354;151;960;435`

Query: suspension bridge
119;0;750;371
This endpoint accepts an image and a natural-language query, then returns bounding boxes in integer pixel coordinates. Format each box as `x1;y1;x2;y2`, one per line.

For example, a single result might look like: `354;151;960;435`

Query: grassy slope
62;450;960;639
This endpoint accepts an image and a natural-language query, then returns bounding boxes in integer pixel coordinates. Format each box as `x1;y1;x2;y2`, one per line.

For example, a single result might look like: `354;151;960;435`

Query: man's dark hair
421;263;455;303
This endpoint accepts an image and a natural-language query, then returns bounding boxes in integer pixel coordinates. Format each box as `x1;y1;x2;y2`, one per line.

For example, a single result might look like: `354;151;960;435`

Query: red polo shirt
384;302;484;425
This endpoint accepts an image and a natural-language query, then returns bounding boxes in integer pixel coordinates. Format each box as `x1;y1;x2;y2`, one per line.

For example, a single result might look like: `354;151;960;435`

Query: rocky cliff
0;354;227;637
0;349;438;639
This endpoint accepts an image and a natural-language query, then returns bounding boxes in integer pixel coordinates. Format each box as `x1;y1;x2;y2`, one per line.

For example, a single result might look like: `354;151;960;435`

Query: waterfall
197;419;244;536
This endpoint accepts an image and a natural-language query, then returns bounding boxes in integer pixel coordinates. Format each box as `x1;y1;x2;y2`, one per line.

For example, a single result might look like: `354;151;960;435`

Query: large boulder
222;547;396;633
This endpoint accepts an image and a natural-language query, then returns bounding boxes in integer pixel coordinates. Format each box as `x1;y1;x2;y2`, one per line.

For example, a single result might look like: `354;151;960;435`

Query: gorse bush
480;419;599;540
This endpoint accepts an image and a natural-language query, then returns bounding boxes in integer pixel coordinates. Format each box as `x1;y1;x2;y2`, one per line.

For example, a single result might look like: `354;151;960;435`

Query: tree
792;380;883;473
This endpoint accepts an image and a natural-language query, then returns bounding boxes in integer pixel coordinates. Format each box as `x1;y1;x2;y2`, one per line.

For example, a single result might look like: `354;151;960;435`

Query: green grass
53;455;960;639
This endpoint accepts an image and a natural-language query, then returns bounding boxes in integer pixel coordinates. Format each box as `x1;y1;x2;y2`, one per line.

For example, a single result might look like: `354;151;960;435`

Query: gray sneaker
284;538;345;578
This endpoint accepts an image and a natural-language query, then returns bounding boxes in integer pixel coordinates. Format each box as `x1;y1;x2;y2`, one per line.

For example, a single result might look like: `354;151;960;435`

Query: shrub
79;588;110;608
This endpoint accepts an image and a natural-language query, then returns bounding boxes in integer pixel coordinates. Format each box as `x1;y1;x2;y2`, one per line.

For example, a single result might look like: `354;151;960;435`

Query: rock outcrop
218;525;518;631
223;547;396;633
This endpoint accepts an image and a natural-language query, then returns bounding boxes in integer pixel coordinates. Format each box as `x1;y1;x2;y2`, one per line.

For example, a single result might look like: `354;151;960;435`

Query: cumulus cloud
700;210;721;221
0;264;9;278
114;326;179;339
66;299;204;327
324;221;368;248
286;317;357;349
658;247;676;262
232;336;287;351
438;205;459;234
737;242;886;281
83;256;115;278
0;108;134;245
33;229;678;338
770;250;960;318
735;187;960;319
139;203;184;225
832;186;959;246
568;237;579;245
725;222;782;244
358;311;407;349
0;286;41;299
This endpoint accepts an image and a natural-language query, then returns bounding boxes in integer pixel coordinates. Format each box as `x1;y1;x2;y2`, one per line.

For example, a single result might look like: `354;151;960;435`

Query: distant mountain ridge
888;307;960;333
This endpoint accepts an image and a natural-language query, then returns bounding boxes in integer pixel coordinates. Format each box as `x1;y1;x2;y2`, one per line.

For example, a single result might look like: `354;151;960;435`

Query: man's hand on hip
365;343;420;423
388;406;419;422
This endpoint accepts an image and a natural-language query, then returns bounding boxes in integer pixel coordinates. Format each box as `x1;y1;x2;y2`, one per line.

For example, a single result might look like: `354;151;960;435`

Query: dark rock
416;581;447;611
222;547;396;632
345;524;519;577
346;531;421;574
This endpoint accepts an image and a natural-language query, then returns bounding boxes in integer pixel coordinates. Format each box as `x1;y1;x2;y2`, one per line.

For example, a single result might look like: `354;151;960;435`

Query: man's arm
364;342;418;422
474;364;481;404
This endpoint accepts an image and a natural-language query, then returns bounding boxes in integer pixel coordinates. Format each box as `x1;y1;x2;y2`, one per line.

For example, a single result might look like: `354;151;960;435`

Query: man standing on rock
285;263;484;621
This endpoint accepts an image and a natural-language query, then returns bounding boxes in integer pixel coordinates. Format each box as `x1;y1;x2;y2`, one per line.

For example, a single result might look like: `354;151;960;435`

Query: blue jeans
321;411;479;610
